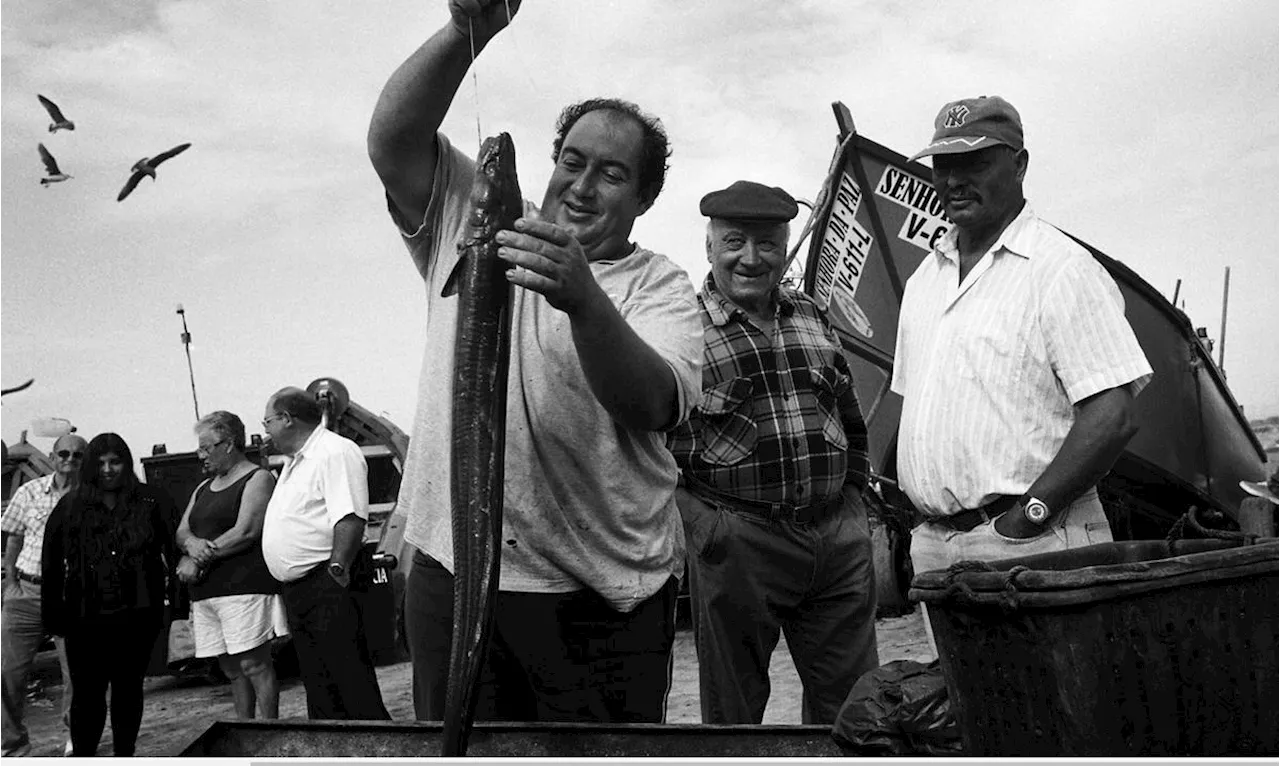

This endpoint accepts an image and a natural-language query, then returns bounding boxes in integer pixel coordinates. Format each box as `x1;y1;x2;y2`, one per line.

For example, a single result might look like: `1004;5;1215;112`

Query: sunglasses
56;450;84;460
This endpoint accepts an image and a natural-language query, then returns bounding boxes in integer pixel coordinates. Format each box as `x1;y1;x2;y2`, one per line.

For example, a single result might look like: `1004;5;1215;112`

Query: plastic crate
909;538;1278;756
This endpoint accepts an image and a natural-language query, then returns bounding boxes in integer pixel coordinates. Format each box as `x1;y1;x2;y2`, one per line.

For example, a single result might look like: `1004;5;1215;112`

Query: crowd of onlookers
2;386;387;757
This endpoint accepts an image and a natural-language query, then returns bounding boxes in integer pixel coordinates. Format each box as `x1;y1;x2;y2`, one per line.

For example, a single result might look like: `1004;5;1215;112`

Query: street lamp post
176;303;200;420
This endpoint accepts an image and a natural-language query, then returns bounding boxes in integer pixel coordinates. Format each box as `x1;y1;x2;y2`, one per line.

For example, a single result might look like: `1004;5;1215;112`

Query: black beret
699;180;798;222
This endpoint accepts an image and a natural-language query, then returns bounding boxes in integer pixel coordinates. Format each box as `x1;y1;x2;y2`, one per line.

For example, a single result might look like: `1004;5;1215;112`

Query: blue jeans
2;579;72;754
908;488;1113;576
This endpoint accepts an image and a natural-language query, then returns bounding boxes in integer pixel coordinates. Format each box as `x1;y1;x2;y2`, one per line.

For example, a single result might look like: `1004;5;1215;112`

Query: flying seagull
37;94;75;133
117;143;192;202
1;379;34;397
38;143;72;185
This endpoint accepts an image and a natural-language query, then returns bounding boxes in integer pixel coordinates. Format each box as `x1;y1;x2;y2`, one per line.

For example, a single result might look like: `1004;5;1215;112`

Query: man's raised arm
367;0;520;226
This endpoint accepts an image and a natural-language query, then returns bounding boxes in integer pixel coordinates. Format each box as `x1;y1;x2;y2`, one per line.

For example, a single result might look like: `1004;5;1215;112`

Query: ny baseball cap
909;95;1024;163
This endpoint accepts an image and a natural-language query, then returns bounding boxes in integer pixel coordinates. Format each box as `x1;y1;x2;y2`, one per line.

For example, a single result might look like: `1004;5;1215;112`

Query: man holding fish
367;0;702;727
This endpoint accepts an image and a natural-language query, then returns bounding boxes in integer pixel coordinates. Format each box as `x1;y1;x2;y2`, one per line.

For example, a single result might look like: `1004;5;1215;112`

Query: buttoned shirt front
891;204;1153;517
668;276;870;507
261;426;369;583
1;474;73;577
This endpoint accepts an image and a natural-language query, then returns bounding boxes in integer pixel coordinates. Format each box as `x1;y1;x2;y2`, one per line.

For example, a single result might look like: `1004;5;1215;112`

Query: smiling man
366;0;702;724
666;180;879;724
894;96;1153;578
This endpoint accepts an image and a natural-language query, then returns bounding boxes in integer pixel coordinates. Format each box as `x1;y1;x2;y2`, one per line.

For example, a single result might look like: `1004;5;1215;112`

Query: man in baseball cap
666;179;880;724
909;95;1024;163
891;95;1153;611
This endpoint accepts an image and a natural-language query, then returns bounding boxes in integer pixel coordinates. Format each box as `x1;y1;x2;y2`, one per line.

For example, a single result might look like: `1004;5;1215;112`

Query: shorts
192;593;290;658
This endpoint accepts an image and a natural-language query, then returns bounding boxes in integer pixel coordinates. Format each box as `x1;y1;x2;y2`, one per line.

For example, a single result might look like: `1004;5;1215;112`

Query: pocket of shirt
810;365;849;452
696;377;756;466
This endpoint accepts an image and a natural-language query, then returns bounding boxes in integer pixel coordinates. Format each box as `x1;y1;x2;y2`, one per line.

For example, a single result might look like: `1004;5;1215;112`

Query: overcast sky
3;0;1277;463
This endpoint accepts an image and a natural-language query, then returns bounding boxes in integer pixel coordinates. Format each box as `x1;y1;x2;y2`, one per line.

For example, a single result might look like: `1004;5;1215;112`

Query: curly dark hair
551;97;671;207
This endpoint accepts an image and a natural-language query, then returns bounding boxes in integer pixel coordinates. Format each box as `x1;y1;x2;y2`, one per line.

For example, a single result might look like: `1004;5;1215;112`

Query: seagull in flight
117;143;192;202
37;94;75;133
38;143;72;185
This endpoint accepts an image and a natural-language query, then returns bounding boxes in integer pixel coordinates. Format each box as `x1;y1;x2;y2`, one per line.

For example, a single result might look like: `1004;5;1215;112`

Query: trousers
405;549;678;723
676;486;880;724
2;579;72;754
62;608;162;757
279;563;390;720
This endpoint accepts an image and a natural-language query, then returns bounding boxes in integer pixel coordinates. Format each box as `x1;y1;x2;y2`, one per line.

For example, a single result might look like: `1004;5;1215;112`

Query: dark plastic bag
830;659;963;756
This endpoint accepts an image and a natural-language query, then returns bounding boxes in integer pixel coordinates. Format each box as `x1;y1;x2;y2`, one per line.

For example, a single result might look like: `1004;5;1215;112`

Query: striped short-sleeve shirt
667;276;870;507
891;204;1153;517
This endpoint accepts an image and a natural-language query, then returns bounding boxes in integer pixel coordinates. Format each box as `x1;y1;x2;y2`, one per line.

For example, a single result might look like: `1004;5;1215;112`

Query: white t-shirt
386;133;703;612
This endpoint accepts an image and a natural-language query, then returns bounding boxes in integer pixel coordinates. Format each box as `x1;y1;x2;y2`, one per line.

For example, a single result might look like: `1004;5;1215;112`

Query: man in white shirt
2;434;85;757
260;387;389;720
892;95;1153;575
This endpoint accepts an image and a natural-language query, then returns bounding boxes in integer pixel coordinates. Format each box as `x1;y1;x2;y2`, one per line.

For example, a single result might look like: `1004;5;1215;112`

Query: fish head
476;132;522;229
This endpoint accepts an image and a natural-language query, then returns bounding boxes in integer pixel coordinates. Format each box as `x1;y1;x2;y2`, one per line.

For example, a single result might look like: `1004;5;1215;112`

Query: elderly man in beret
893;96;1152;579
667;180;879;724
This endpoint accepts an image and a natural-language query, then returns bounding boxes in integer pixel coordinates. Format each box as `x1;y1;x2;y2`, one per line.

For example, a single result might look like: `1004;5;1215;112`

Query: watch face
1024;500;1050;524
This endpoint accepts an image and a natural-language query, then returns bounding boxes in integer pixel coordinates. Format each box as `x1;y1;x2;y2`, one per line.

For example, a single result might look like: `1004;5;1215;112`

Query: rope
784;130;856;278
936;560;1030;612
1166;505;1261;547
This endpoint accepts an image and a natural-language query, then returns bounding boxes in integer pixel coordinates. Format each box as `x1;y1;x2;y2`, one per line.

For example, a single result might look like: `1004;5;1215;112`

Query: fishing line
468;2;515;149
469;19;482;147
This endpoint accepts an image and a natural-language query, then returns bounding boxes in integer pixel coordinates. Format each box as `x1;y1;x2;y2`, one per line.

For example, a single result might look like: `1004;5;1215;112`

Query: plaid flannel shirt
1;474;71;577
667;276;869;508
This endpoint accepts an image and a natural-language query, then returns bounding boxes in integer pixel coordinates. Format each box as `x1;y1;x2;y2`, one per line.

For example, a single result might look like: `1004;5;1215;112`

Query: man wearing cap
2;434;86;757
893;96;1153;576
667;180;879;725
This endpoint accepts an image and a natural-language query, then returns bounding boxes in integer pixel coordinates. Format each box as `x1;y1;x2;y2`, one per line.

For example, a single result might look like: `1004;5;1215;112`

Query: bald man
2;433;87;757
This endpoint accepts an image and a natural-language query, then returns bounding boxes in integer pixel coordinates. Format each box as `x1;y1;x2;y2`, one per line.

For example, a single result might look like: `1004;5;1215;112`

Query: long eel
441;132;522;757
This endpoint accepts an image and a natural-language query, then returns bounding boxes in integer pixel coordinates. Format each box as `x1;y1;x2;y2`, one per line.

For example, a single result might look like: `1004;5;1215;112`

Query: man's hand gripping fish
441;132;521;757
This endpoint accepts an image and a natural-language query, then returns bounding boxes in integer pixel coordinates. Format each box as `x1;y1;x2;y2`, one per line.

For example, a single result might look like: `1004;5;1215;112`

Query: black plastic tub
909;538;1278;756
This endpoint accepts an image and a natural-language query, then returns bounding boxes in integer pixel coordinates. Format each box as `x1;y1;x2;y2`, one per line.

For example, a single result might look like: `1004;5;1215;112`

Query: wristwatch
327;561;346;577
1022;496;1051;525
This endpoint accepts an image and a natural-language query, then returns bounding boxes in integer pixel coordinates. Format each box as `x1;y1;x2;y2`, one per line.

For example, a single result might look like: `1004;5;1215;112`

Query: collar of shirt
280;425;325;481
43;473;78;496
935;202;1038;266
699;272;797;327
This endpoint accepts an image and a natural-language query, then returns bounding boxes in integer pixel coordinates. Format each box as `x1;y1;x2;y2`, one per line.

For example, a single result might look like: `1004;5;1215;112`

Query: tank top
188;468;280;600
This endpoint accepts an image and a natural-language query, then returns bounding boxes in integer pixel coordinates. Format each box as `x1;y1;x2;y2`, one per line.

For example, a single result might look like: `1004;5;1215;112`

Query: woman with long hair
41;432;178;757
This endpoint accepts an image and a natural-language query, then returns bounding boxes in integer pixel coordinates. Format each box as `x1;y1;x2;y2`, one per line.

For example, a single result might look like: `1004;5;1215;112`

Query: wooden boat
800;103;1268;547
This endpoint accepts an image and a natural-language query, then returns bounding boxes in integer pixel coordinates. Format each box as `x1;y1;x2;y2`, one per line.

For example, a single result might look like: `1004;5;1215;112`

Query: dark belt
16;570;42;585
924;495;1020;533
683;474;845;526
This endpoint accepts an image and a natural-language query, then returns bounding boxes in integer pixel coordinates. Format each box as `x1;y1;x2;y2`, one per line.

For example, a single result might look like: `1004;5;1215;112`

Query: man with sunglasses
2;434;87;757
